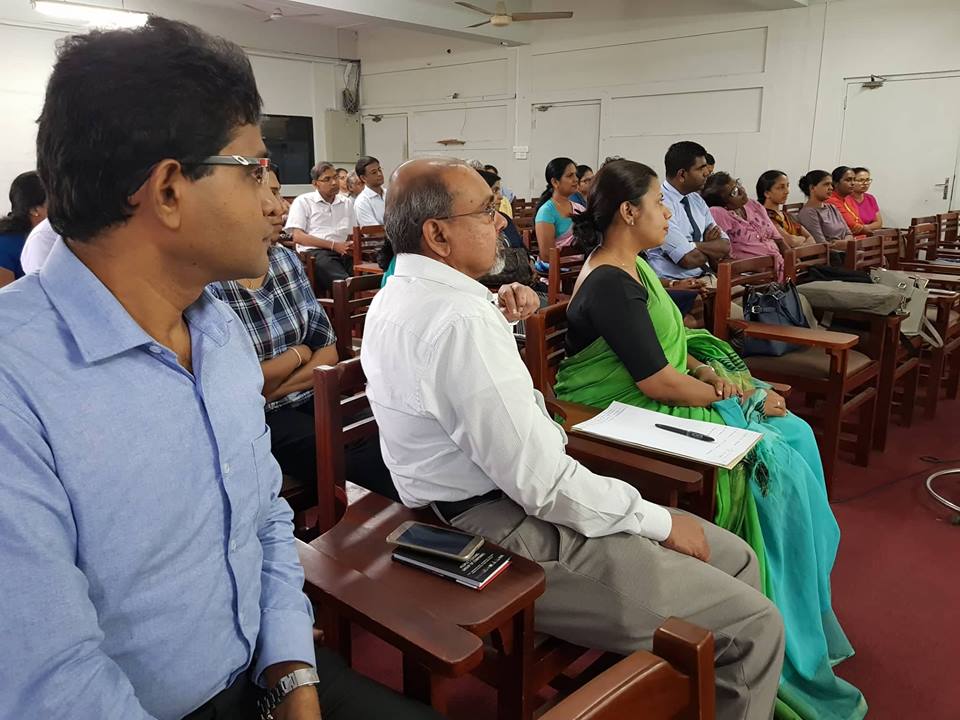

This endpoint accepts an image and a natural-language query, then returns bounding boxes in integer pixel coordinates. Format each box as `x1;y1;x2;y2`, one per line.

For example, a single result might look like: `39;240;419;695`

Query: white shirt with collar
284;190;354;252
20;218;61;274
353;185;386;227
360;253;673;541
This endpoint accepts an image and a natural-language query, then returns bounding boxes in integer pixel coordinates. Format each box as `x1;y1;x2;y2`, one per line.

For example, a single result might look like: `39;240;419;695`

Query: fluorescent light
32;1;148;28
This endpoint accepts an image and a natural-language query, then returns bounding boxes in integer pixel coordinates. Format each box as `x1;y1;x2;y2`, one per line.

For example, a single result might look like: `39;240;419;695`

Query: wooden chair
330;274;381;360
547;245;585;305
310;359;671;720
939;212;960;253
783;202;804;216
539;618;714;720
525;303;712;518
714;254;878;496
351;224;386;272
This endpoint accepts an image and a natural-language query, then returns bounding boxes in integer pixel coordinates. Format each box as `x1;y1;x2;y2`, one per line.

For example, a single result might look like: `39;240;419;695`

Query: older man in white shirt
361;157;784;720
285;161;354;292
352;156;386;227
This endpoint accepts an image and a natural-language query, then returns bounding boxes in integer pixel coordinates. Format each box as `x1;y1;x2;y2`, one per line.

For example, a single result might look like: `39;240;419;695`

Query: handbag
741;281;810;356
870;268;944;347
797;280;905;316
477;247;538;288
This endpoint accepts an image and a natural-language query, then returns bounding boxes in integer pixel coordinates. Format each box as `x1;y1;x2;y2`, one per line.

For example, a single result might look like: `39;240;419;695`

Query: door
362;114;408;182
840;76;960;228
529;101;600;199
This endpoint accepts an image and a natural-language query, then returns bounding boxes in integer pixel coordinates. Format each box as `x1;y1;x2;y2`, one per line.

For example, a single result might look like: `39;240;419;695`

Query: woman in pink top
702;172;784;279
852;167;882;226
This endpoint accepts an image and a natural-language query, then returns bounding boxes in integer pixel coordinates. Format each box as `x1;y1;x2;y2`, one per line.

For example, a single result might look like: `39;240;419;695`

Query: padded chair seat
925;305;960;327
745;347;872;380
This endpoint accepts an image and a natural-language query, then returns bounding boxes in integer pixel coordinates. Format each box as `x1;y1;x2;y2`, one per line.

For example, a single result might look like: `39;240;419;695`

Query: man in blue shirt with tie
0;17;438;720
647;141;730;283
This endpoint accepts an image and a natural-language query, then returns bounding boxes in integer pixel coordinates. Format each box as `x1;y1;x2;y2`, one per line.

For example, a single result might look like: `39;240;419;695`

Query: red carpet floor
348;403;960;719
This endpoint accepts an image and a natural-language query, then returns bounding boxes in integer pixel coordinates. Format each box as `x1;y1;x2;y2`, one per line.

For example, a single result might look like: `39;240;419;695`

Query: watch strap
258;667;320;720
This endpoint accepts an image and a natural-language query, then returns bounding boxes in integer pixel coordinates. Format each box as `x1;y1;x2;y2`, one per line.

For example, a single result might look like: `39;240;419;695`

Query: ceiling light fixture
32;0;148;28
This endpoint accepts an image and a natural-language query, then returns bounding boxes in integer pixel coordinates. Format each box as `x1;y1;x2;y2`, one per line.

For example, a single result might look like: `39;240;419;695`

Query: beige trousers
446;497;784;720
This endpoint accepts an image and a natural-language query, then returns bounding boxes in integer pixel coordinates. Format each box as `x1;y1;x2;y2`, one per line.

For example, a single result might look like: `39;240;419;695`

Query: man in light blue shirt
0;17;438;720
647;141;730;281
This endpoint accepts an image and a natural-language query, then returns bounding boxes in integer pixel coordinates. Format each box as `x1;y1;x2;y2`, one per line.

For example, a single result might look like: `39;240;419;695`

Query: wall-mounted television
261;114;314;185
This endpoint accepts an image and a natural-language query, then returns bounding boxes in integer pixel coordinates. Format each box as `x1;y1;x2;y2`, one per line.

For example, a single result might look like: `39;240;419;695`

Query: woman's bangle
290;347;304;366
691;363;710;379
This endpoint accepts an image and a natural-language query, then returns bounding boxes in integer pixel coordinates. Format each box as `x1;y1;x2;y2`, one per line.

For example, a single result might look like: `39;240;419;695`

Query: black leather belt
433;490;503;524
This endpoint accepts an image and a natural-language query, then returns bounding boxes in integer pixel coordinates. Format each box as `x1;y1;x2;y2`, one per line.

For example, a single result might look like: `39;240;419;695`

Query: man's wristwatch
258;667;320;720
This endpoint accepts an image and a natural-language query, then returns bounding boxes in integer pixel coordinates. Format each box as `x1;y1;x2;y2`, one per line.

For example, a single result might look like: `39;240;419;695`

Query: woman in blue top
0;171;46;284
534;157;584;270
570;164;594;207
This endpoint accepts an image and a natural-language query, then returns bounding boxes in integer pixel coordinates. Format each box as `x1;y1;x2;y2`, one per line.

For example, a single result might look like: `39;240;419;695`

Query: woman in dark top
556;159;865;720
0;171;47;281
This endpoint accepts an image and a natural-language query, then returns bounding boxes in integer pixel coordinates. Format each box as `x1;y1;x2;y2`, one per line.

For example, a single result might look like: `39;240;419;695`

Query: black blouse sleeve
566;265;670;382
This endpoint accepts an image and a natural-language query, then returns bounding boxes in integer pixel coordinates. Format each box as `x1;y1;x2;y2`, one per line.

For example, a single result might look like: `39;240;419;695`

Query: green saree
554;257;867;720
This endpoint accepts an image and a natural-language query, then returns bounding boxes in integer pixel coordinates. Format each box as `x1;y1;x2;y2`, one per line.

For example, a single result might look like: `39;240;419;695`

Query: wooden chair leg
819;397;843;499
856;392;875;467
900;362;920;428
402;656;450;715
873;350;896;452
923;348;946;419
946;350;960;400
496;606;536;720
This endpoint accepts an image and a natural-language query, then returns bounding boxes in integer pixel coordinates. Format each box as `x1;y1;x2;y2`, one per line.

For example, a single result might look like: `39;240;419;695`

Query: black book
391;545;511;590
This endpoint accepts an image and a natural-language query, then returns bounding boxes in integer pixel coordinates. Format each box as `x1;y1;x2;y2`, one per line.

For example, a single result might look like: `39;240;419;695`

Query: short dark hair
573;159;659;255
832;166;852;184
576;164;593;179
704;153;716;166
664;141;708;178
0;171;46;235
477;169;500;187
384;168;454;256
701;171;733;208
336;167;348;175
799;170;830;197
756;170;786;202
852;166;870;175
483;164;499;174
37;17;261;242
310;161;336;181
355;156;380;178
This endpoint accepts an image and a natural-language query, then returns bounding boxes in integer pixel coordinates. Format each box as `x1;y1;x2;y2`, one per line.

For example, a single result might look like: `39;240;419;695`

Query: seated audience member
285;161;354;292
0;17;440;720
646;141;729;285
556;160;866;720
570;164;594;206
534;157;584;267
353;155;386;226
210;165;396;501
756;170;815;248
0;170;46;279
702;172;786;279
335;167;349;197
19;216;61;274
798;170;854;246
827;166;877;235
345;170;364;198
852;167;883;229
361;156;786;720
484;163;516;207
480;169;524;249
704;152;716;177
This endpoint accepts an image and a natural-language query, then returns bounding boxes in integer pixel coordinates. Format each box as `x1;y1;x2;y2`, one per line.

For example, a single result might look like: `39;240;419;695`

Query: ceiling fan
455;1;573;28
241;4;325;22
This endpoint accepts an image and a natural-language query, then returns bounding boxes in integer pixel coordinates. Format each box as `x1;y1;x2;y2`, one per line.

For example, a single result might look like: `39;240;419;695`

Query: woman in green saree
554;160;866;720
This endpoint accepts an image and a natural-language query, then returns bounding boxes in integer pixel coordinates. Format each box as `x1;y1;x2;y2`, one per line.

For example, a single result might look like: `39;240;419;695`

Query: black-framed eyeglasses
436;203;499;223
194;155;271;184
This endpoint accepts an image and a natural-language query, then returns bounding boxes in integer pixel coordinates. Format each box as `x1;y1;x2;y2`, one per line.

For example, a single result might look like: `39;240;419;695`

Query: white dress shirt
284;190;354;252
360;254;673;541
20;218;61;274
353;185;386;227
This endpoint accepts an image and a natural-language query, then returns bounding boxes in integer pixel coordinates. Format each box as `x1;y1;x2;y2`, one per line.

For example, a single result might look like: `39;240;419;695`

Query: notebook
392;545;512;590
571;401;762;470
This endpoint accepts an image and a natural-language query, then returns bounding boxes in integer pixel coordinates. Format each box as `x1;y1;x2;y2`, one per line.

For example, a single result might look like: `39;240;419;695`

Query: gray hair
385;172;454;256
309;161;336;181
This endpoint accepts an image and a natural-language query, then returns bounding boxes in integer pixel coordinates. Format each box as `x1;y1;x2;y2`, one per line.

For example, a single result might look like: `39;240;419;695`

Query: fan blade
242;3;263;11
283;12;326;18
455;1;496;16
262;16;274;22
510;11;574;21
467;19;491;27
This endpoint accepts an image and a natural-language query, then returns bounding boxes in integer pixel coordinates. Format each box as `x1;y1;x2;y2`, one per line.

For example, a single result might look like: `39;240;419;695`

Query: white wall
356;0;960;204
0;0;359;211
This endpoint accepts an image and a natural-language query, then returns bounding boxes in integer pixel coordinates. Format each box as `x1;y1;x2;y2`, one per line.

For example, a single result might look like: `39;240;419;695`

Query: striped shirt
210;244;336;412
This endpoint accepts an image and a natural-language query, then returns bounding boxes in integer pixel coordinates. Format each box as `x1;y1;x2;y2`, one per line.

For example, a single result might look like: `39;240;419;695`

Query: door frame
529;99;601;197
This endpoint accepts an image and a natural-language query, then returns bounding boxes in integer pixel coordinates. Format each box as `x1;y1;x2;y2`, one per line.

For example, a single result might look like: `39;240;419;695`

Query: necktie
681;196;702;243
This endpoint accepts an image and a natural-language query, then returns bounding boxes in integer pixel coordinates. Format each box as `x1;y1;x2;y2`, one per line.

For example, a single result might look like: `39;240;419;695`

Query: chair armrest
729;321;859;350
565;434;702;488
768;382;792;398
295;539;484;676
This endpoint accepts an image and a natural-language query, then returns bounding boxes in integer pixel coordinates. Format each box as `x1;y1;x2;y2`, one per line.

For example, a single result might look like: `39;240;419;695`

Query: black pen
655;423;715;443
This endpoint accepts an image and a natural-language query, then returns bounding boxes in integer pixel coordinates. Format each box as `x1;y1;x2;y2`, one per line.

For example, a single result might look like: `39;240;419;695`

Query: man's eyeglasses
194;155;271;184
436;204;499;223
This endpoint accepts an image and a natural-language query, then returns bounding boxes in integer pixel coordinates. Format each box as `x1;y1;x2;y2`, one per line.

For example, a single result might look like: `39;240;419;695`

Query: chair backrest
547;245;586;304
904;222;940;262
524;302;570;396
911;215;939;227
514;214;535;232
331;274;382;359
352;224;386;265
313;358;379;533
938;211;959;248
713;255;780;339
847;228;900;270
512;197;537;217
783;202;804;216
783;243;830;283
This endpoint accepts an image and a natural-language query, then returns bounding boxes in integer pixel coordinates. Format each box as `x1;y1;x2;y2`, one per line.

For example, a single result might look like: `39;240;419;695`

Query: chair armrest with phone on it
295;539;484;676
729;320;859;351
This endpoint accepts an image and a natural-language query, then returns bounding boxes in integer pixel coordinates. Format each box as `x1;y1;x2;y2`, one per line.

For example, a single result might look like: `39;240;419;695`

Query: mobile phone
386;521;484;562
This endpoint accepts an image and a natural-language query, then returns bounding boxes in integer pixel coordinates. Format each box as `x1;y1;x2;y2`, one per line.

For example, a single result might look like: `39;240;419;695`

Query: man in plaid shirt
210;166;395;502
